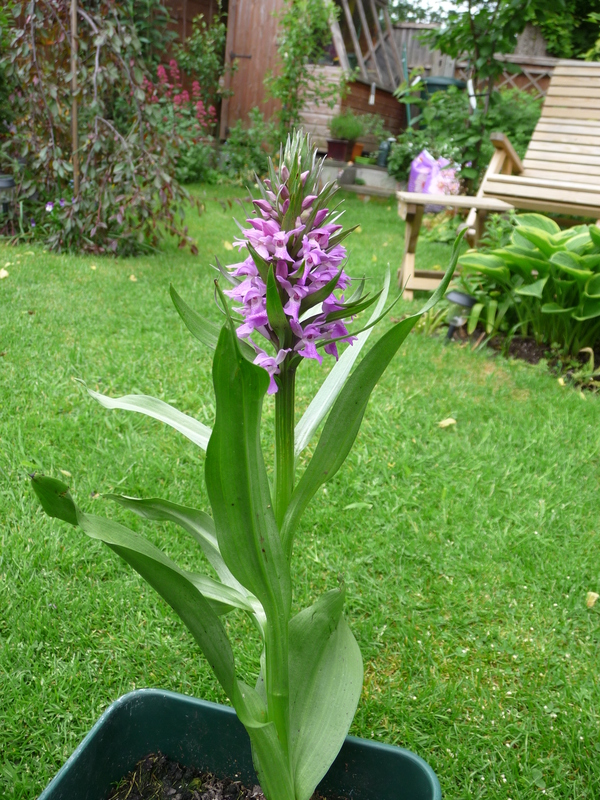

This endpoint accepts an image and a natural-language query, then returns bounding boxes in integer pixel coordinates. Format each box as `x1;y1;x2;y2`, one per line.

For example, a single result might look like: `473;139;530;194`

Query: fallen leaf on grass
129;274;138;282
586;591;599;608
557;377;565;386
90;264;97;270
222;241;233;251
343;502;373;511
4;261;12;267
24;251;35;255
372;254;377;262
59;469;72;477
438;417;457;428
0;268;8;279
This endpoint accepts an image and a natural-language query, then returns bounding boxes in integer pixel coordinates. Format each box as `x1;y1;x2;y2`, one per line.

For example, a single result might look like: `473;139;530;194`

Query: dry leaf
59;469;72;477
586;591;599;609
382;241;389;247
355;226;362;233
372;254;377;262
0;268;8;280
557;377;565;386
4;261;12;267
222;241;233;251
438;417;457;428
129;274;138;282
90;264;97;270
24;251;35;255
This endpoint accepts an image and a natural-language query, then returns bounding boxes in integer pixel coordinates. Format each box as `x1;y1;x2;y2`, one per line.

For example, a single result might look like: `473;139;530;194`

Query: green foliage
175;10;232;111
458;213;600;353
328;110;363;141
388;86;542;187
220;108;276;183
0;0;198;255
585;11;600;59
534;1;600;59
0;0;17;138
118;0;177;69
266;0;344;140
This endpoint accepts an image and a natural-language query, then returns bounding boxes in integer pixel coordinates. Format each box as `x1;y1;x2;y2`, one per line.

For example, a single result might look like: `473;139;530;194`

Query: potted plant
32;132;461;800
326;110;364;161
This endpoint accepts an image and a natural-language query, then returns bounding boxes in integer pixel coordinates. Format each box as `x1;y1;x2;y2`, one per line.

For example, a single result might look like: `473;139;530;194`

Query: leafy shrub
220;108;276;183
175;11;231;112
143;60;218;185
458;214;600;354
389;86;542;187
328;111;363;142
0;0;199;255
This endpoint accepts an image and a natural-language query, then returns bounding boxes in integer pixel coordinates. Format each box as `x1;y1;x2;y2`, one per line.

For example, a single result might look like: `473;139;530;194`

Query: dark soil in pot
107;753;347;800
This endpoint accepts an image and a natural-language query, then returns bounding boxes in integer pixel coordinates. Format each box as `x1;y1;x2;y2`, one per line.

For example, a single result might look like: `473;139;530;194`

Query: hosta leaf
550;252;593;283
485;299;498;334
514;276;548;299
467;302;484;335
86;386;212;450
514;214;560;234
294;269;390;458
288;589;363;800
459;253;510;281
573;296;600;321
495;247;548;278
30;475;237;696
541;303;577;315
281;234;462;554
205;324;291;618
513;227;557;258
170;285;220;350
589;225;600;249
585;274;600;298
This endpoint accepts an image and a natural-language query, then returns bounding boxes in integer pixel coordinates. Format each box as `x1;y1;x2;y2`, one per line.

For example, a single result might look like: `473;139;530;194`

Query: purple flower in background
59;198;66;208
30;218;36;228
45;201;54;212
221;142;362;393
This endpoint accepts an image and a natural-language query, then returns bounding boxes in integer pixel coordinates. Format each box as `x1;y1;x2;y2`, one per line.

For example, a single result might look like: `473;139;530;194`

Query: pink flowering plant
32;133;459;800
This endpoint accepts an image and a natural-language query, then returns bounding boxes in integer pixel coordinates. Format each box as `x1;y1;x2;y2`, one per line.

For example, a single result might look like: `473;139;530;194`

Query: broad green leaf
580;254;600;271
514;276;548;299
294;269;390;458
288;589;363;800
459;253;510;281
574;296;600;321
281;234;463;554
550;252;593;283
514;214;560;234
564;231;592;254
513;227;556;258
467;302;484;335
205;324;291;618
494;248;547;279
105;494;251;596
170;285;220;350
86;386;212;451
589;225;600;249
30;475;237;697
541;303;576;315
485;299;498;334
585;274;600;298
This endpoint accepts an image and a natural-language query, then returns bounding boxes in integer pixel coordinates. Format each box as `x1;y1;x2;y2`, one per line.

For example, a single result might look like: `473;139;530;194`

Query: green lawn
0;186;598;800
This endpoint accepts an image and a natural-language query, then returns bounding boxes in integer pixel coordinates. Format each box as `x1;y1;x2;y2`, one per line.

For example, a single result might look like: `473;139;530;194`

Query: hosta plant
32;133;458;800
459;213;600;354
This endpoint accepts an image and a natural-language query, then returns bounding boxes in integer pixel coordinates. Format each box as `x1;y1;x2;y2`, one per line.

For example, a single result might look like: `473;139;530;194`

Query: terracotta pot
38;689;442;800
351;142;364;160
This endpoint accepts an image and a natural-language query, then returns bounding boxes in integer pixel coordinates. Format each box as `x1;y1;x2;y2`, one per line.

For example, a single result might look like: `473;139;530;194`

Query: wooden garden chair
397;59;600;299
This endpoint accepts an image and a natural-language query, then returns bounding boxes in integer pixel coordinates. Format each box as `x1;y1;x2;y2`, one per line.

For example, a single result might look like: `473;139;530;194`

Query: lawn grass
1;184;599;800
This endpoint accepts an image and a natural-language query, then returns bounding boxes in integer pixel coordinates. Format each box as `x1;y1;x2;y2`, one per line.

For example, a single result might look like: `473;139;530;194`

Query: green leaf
589;225;600;249
541;303;576;315
266;265;292;348
514;276;548;299
550;252;593;283
85;386;212;451
294;270;390;458
585;274;600;298
574;296;600;321
467;303;484;335
298;268;343;316
324;290;383;324
458;253;510;281
495;247;549;278
281;233;463;554
288;589;363;800
170;285;221;350
485;299;498;334
514;214;560;234
31;476;237;697
205;325;291;618
513;227;557;259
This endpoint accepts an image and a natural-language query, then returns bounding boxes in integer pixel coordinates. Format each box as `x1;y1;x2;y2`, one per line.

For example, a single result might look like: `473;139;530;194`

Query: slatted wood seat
397;59;600;298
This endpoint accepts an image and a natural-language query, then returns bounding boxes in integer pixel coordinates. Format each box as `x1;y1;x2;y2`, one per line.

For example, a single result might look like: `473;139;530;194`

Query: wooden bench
397;58;600;299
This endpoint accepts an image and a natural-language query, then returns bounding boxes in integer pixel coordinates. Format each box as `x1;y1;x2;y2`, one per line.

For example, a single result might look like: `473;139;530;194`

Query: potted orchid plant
32;132;460;800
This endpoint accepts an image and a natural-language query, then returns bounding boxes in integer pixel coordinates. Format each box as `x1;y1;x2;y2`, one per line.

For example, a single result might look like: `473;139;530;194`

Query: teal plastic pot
38;689;441;800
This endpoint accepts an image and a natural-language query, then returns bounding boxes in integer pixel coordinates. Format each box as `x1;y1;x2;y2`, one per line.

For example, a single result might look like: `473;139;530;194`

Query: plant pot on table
38;689;442;800
326;139;354;162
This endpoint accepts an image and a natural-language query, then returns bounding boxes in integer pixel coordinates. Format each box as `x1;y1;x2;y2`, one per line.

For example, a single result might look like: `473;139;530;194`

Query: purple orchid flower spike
222;132;357;394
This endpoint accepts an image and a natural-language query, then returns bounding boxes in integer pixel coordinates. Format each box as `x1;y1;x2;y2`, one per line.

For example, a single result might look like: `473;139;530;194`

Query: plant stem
274;363;296;528
265;613;290;759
